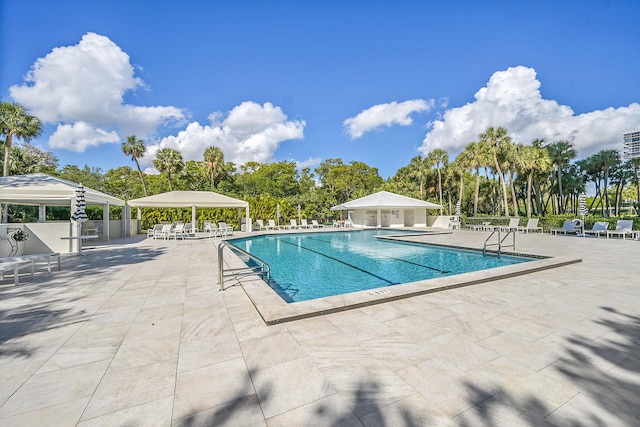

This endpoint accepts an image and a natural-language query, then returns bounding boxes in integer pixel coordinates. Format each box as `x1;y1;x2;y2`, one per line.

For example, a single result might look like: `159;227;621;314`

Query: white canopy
0;173;125;206
331;191;441;210
128;191;251;232
128;191;248;208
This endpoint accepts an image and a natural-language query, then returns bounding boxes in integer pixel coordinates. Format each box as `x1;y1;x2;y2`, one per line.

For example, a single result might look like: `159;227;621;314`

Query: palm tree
545;140;577;214
518;144;552;217
121;135;148;196
597;149;621;217
479;127;511;216
203;146;224;191
428;148;448;214
153;148;184;191
0;101;43;177
407;155;432;199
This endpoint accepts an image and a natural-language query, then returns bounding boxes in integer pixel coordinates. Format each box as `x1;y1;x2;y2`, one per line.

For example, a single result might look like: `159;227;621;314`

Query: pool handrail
483;227;516;257
217;241;271;291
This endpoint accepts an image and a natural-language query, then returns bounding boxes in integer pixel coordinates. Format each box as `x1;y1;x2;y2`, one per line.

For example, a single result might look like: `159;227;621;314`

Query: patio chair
171;223;187;239
255;219;268;231
344;219;353;228
583;221;609;238
300;219;310;229
267;219;277;230
289;219;299;229
499;218;520;232
606;219;635;239
550;220;580;236
516;218;543;233
311;220;324;228
160;224;173;239
203;221;217;237
148;224;164;238
218;222;233;236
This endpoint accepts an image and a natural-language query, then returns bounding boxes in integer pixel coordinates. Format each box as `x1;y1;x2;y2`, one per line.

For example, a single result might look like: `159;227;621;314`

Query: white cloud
144;101;305;168
344;99;434;140
9;32;184;151
48;122;120;152
295;157;322;170
420;65;640;158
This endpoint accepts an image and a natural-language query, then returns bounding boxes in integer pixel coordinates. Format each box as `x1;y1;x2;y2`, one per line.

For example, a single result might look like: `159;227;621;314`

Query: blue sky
2;0;639;179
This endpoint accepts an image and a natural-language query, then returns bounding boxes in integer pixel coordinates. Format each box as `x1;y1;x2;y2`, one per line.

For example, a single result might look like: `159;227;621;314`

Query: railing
483;227;516;257
217;241;270;291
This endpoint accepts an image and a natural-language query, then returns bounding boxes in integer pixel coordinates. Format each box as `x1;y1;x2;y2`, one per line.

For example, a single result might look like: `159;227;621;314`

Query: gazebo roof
128;191;248;208
331;191;442;210
0;173;125;206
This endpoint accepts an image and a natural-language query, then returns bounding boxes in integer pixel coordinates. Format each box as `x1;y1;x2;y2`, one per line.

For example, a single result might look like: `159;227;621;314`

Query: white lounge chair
311;220;324;228
256;219;268;231
289;219;298;229
606;219;635;239
500;218;520;232
300;219;310;229
267;219;277;230
583;221;609;238
171;223;187;239
148;224;164;238
517;218;543;233
160;224;173;239
203;221;218;237
218;222;233;236
550;220;579;235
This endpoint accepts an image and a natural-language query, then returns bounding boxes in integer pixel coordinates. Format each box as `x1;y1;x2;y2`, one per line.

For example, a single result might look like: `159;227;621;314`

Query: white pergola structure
331;191;441;228
0;173;125;237
128;191;251;232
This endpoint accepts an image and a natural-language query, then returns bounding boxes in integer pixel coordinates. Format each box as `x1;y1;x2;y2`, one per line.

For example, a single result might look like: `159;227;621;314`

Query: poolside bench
0;253;60;285
0;259;35;285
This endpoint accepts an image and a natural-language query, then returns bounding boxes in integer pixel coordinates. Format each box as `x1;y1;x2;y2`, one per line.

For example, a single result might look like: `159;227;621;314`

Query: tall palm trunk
493;153;510;216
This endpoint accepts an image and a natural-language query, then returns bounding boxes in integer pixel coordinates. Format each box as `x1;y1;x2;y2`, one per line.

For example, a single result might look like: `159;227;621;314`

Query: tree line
2;101;639;229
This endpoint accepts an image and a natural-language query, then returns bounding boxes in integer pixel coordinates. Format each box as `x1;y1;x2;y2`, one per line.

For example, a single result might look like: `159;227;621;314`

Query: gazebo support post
103;203;110;241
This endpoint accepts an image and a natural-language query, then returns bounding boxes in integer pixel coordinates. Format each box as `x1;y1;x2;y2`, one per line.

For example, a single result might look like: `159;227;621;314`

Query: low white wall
0;220;128;256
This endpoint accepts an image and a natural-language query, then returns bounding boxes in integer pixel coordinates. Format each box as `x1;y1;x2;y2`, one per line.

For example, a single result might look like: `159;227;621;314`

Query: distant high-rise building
623;129;640;159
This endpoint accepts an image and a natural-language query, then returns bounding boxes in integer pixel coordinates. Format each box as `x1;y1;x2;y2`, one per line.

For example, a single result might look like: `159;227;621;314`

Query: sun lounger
255;220;268;231
516;218;543;233
583;221;609;238
218;222;233;236
0;258;35;285
550;220;580;235
300;219;310;229
500;218;520;232
606;219;635;239
465;221;492;231
148;224;164;238
160;224;173;239
289;219;298;229
267;219;277;230
311;220;324;228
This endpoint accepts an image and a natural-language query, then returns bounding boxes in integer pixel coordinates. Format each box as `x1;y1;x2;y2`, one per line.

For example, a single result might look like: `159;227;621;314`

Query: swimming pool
229;230;533;303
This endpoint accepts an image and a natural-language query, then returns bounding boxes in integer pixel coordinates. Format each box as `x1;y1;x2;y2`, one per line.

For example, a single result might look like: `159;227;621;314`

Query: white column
103;203;110;241
377;209;381;228
246;205;251;232
191;205;197;233
39;204;46;222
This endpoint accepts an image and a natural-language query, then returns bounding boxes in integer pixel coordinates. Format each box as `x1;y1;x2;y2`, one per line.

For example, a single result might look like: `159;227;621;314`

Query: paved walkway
1;230;639;426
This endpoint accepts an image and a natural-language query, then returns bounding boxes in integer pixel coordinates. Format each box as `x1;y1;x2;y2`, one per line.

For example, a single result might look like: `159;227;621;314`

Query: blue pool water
229;230;532;303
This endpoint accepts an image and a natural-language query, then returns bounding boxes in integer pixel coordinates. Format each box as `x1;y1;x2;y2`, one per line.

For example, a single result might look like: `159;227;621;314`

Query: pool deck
1;229;639;426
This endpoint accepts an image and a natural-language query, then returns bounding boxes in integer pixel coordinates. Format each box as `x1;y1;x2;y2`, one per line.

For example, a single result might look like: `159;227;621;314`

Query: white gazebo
128;191;251;232
331;191;441;228
0;173;126;254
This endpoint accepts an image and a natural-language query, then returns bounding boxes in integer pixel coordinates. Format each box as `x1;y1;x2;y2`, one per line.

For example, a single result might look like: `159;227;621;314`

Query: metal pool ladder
483;228;515;257
217;241;270;291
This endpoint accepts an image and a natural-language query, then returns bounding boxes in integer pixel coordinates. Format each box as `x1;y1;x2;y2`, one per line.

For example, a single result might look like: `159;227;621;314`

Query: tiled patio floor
1;230;639;426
